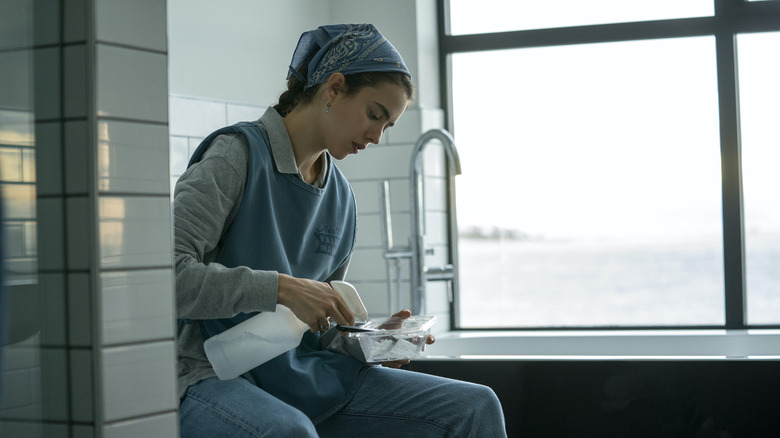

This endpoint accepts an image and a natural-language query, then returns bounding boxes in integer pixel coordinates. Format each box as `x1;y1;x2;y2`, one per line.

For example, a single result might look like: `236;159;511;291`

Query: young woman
175;24;507;437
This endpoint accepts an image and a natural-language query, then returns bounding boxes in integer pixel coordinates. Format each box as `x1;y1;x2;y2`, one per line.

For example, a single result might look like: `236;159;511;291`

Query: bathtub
419;329;780;360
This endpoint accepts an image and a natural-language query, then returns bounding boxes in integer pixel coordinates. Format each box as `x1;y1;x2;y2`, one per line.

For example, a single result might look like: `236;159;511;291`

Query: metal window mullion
441;16;717;54
438;0;461;330
715;0;747;329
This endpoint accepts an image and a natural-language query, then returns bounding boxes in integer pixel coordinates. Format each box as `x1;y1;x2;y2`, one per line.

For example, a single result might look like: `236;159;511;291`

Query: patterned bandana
287;24;411;90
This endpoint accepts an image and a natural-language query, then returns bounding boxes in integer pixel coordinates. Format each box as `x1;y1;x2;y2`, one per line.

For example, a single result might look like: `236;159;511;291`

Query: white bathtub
419;329;780;360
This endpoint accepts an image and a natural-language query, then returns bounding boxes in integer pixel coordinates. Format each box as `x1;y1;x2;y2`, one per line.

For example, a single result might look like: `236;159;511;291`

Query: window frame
437;0;780;331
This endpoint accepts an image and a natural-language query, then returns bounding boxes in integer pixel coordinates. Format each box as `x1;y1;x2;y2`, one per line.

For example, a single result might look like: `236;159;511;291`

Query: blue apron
187;119;367;422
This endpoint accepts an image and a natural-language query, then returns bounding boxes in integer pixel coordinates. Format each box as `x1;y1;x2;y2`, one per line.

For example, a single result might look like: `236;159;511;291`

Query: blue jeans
179;366;507;437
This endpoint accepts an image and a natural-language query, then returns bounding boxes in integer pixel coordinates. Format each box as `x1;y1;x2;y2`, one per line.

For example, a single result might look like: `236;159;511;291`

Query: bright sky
448;0;714;35
448;2;780;241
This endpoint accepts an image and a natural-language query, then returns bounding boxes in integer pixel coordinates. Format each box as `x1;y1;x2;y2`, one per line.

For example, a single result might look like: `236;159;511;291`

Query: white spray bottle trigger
331;280;369;322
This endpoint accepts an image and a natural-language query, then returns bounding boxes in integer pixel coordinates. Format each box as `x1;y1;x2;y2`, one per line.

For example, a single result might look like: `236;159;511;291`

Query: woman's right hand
276;273;355;333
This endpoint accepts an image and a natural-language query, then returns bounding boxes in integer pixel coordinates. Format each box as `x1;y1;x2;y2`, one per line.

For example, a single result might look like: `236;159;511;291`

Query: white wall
326;0;441;108
167;0;328;106
167;0;440;109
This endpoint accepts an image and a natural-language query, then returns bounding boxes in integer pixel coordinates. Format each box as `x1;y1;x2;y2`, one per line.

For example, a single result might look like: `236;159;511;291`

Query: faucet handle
424;264;454;281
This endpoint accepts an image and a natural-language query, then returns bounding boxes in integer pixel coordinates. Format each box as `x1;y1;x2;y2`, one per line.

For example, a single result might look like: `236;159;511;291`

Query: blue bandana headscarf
288;24;411;90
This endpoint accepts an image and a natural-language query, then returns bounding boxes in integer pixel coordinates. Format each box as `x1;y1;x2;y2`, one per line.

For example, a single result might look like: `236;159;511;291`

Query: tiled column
67;0;178;435
1;0;177;437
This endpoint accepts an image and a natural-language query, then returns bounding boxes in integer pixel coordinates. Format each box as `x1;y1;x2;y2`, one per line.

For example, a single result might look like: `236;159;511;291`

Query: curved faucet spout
410;129;462;178
409;129;461;315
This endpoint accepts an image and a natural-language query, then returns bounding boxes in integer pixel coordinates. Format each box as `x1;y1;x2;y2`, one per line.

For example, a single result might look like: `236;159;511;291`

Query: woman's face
324;81;409;160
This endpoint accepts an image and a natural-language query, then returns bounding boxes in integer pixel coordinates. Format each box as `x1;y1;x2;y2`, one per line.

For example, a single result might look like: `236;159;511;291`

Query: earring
325;102;330;114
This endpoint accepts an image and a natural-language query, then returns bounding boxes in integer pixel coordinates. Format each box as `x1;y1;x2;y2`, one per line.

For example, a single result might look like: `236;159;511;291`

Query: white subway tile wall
64;196;91;271
169;97;230;137
94;0;168;52
95;45;168;122
35;198;65;271
1;338;43;420
64;119;89;194
0;422;69;438
33;47;62;120
68;349;94;423
169;136;190;181
168;96;263;192
35;121;64;196
341;108;453;331
97;121;170;194
98;196;173;269
72;425;96;438
102;412;179;438
63;45;88;118
101;341;178;422
101;269;175;346
37;273;68;347
67;273;93;348
169;98;453;331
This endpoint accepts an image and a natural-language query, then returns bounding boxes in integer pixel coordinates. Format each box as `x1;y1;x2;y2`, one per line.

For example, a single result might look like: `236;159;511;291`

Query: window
441;0;780;329
738;32;780;324
448;0;713;34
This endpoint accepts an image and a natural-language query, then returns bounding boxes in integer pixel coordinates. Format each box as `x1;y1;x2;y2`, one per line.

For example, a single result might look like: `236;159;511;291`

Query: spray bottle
203;281;367;380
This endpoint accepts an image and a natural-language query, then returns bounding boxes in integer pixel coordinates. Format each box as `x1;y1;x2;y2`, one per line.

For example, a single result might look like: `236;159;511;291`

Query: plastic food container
344;315;437;363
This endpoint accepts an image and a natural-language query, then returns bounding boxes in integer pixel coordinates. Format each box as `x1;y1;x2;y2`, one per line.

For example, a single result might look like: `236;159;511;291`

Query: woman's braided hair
274;65;415;117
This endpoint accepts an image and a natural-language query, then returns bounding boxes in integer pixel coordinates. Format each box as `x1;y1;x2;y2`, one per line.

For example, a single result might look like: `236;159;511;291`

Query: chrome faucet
381;129;462;315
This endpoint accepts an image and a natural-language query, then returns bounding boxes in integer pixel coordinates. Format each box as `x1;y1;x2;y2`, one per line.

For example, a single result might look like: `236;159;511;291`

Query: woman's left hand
379;309;435;369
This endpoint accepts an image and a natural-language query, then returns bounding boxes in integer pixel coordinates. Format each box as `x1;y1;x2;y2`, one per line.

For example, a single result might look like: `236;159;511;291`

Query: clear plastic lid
347;315;437;338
